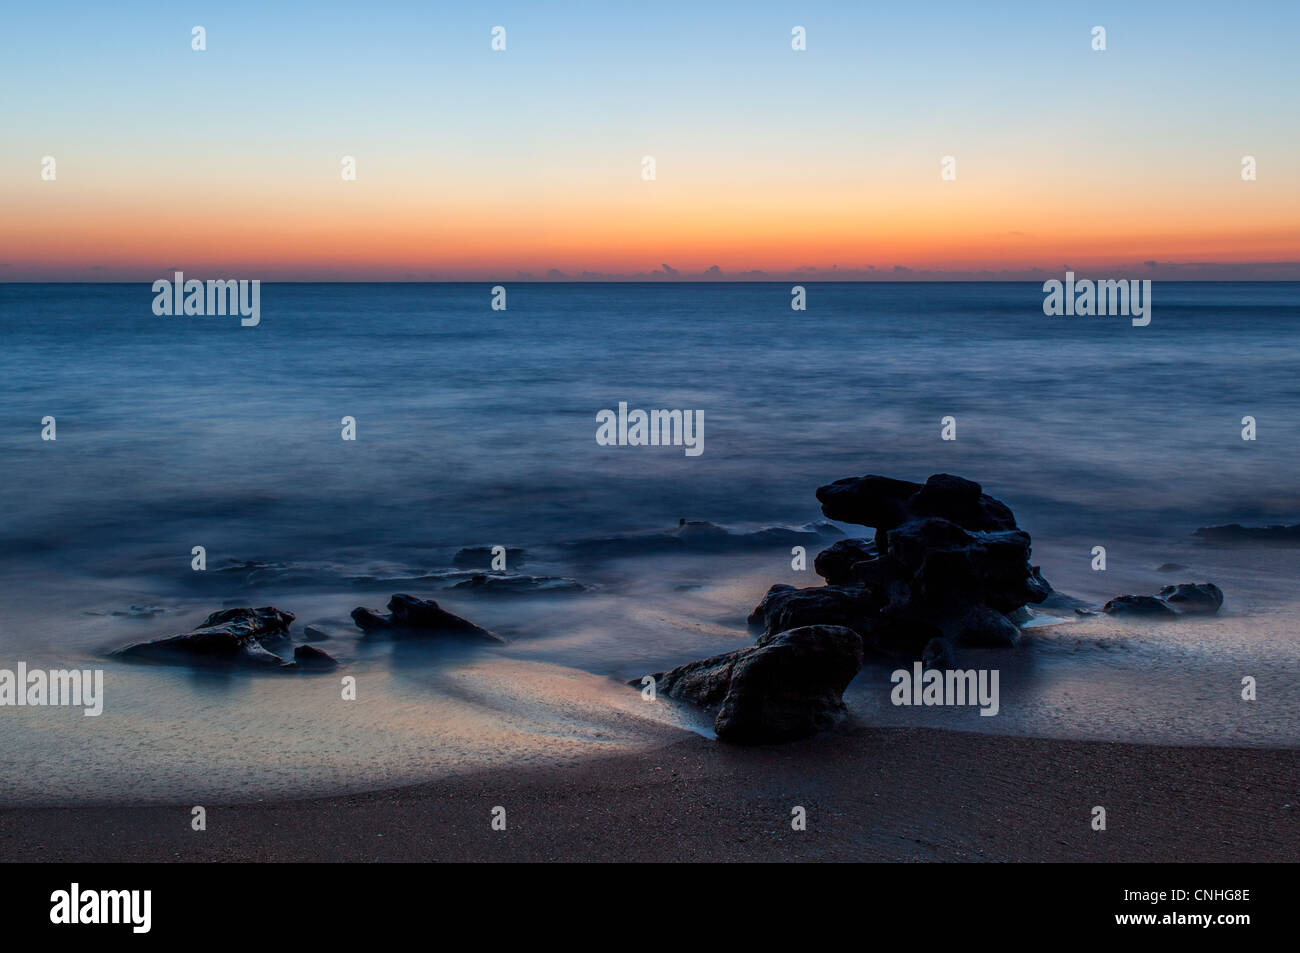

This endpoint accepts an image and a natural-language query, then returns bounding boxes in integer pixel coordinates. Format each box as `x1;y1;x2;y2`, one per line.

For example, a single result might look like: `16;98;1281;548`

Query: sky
2;0;1299;280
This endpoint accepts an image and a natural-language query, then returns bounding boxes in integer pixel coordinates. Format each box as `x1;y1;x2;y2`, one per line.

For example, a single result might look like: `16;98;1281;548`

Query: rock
112;606;295;668
1193;523;1300;544
450;573;588;595
748;474;1050;664
886;518;1050;613
1103;582;1223;618
816;473;1018;546
646;625;864;745
302;625;331;641
813;538;877;585
746;584;877;639
293;644;338;669
350;593;504;643
1103;595;1178;617
952;605;1021;647
452;546;528;569
1158;583;1224;614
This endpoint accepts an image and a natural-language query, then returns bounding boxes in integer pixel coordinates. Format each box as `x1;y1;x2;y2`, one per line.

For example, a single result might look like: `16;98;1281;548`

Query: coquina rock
644;625;864;745
764;473;1052;653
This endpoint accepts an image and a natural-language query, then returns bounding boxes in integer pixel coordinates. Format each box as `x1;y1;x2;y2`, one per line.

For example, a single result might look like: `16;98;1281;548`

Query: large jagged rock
112;606;295;668
1104;582;1223;617
778;474;1052;654
645;625;864;745
351;593;504;643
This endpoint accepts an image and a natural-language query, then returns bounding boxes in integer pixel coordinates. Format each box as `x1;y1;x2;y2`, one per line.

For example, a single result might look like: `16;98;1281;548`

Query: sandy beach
3;726;1293;863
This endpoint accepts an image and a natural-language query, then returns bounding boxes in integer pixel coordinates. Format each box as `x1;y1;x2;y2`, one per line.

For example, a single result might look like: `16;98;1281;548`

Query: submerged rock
1193;523;1300;544
112;606;295;668
450;573;588;595
645;625;864;745
350;593;504;643
564;519;842;559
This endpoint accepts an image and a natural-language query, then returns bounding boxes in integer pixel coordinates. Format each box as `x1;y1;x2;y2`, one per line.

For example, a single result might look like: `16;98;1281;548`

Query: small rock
350;593;504;643
1103;594;1177;617
293;644;338;669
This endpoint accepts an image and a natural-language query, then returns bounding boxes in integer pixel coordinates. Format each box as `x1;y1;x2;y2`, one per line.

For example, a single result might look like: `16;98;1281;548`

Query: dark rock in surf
1103;582;1223;617
644;625;864;745
350;593;504;643
111;606;295;668
1158;582;1224;614
293;644;338;669
1102;594;1178;617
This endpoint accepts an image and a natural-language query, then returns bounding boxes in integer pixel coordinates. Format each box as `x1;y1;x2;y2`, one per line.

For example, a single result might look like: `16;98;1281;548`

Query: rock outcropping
754;473;1051;657
637;472;1050;744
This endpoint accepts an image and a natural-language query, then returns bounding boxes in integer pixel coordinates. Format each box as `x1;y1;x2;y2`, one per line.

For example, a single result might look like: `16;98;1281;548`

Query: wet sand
2;726;1294;862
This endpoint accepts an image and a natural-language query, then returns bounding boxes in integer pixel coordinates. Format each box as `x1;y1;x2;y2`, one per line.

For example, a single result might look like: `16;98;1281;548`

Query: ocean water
1;282;1298;804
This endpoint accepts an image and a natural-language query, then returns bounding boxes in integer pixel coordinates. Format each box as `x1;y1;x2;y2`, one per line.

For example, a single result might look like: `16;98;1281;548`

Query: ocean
2;281;1297;804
